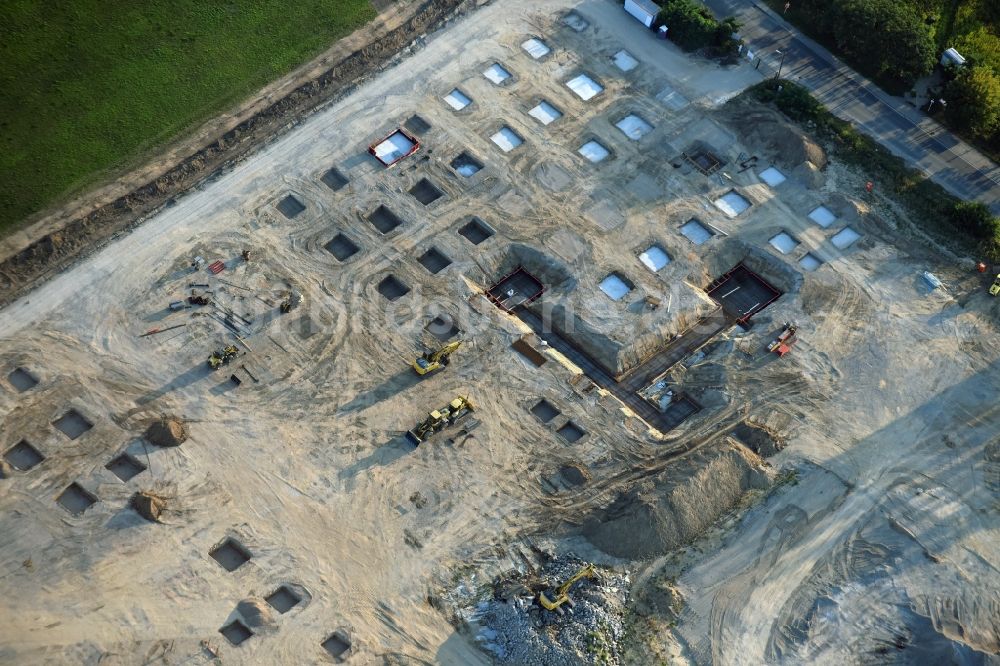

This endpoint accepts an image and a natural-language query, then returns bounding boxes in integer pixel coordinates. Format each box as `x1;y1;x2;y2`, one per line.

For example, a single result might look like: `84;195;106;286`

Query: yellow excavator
537;564;598;612
207;344;240;370
990;273;1000;296
411;341;461;376
404;396;475;445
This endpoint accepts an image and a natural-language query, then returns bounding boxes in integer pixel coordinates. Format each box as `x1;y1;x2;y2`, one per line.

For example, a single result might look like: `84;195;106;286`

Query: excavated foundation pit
458;217;494;244
612;49;638;71
530;399;561;423
409;178;444;205
563;10;589;31
686;149;722;175
322;632;352;659
56;482;98;515
7;367;38;392
404;114;432;135
521;37;551;59
706;264;782;321
277;195;306;219
321;168;349;191
4;440;44;471
106;453;146;482
491;127;524;152
367;205;404;234
426;315;460;341
599;272;635;301
210;538;252;572
450;152;483;177
639;244;671;272
444;88;472;111
377;275;410;301
557;421;586;443
220;619;253;646
529;101;563;125
417;247;452;274
483;62;513;85
325;233;361;261
265;585;303;614
53;409;93;440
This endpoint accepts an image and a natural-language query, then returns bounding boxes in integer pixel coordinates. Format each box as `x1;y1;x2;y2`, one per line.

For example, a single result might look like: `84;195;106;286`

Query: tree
948;201;1000;239
944;65;1000;138
829;0;937;87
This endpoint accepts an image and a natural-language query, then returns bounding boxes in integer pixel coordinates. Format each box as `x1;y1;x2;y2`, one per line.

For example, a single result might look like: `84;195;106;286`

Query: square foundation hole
769;231;800;255
450;152;483;177
557;421;586;443
615;114;653;140
639;244;671;272
322;632;352;659
325;233;361;261
321;168;349;191
522;37;551;59
404;114;431;135
8;367;38;392
759;166;786;187
409;178;444;205
600;273;634;301
530;399;560;423
265;585;303;614
367;205;404;234
491;127;524;152
713;190;752;218
563;11;589;31
220;619;253;646
426;315;460;341
528;100;562;125
799;253;823;272
106;452;146;482
566;73;603;101
680;219;715;245
613;49;639;72
808;205;836;228
444;88;472;111
277;194;306;219
210;537;252;572
56;483;98;515
53;409;93;440
579;140;610;163
377;275;410;301
417;247;452;274
4;440;44;471
831;227;861;249
483;63;512;85
458;217;494;244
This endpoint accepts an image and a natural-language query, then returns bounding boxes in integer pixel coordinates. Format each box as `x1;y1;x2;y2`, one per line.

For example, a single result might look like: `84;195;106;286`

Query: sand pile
131;491;167;522
583;439;773;559
145;417;187;447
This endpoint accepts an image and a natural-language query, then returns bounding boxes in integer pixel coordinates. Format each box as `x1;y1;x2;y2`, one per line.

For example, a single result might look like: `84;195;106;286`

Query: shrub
657;0;740;54
944;65;1000;140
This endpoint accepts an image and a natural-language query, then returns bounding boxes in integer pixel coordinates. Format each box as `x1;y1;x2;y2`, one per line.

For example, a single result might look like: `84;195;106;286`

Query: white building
624;0;659;28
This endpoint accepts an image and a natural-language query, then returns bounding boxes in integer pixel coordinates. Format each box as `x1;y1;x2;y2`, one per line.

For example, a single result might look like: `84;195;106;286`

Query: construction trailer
624;0;658;28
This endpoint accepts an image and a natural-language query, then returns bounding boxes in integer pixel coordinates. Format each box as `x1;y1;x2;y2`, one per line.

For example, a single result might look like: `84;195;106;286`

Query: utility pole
774;49;786;80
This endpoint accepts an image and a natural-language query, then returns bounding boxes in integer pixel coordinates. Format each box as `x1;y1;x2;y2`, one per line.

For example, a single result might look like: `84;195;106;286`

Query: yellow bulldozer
207;344;240;370
411;340;461;376
537;564;599;612
990;273;1000;296
404;396;474;445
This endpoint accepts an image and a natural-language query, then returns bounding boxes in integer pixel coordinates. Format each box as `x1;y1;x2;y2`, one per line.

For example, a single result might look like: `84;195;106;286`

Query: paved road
702;0;1000;214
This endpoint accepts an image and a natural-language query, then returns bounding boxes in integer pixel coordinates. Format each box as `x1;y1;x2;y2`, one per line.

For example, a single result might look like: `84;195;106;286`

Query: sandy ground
1;0;998;664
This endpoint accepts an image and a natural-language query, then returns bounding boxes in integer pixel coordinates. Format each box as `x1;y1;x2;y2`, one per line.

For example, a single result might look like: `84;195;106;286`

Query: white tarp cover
600;274;632;300
831;227;861;249
639;245;670;271
528;101;562;125
372;131;415;164
680;219;714;245
491;127;523;152
455;162;480;177
713;190;751;218
613;49;639;72
522;38;551;59
759;166;786;187
566;74;603;100
799;253;822;271
483;63;512;85
579;141;610;162
615;114;653;140
444;88;471;110
808;205;836;228
769;232;799;254
624;0;658;27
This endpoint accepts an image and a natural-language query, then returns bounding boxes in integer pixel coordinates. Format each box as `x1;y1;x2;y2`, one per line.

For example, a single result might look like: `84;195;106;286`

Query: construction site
1;0;1000;664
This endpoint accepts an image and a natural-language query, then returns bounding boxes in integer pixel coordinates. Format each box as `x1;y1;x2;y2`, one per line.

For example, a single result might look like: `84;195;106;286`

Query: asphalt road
702;0;1000;214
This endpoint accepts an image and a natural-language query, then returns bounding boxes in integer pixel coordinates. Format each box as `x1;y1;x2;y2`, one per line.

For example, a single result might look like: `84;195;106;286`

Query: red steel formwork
486;266;545;312
368;128;420;167
706;263;782;325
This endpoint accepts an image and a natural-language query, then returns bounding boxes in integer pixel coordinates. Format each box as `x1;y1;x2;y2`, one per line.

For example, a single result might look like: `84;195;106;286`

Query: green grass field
0;0;376;234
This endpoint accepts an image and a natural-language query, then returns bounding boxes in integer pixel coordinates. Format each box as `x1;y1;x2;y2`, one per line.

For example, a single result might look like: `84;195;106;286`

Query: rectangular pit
450;152;483;177
563;11;589;31
566;73;603;101
404;114;432;135
57;483;98;515
458;217;494;244
680;219;715;245
768;231;800;255
599;272;635;301
579;140;610;163
557;421;586;443
808;205;836;228
325;233;361;261
707;264;782;321
639;244;671;272
367;205;404;234
486;267;544;312
276;194;306;219
220;620;253;646
831;227;862;249
106;453;146;482
686;150;721;175
377;275;410;301
615;114;653;140
53;409;93;440
528;101;562;125
444;88;472;111
512;337;546;366
417;247;452;274
483;62;512;85
321;168;349;191
426;315;460;341
521;38;551;59
799;253;823;271
265;585;303;614
759;166;787;187
8;367;38;392
713;190;752;218
4;440;44;471
369;129;419;167
613;49;639;71
322;633;351;659
530;399;561;423
210;537;252;572
490;127;524;152
409;178;444;205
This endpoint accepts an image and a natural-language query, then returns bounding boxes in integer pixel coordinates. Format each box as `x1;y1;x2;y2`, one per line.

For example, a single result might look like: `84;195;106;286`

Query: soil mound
724;105;827;172
146;417;187;447
0;460;12;479
733;421;786;457
131;491;166;522
583;438;773;559
237;599;274;627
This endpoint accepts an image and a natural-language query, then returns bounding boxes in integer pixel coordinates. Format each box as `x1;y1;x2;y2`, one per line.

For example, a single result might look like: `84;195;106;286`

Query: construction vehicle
537;564;599;612
404;396;474;445
990;274;1000;296
767;323;797;357
411;341;461;376
207;344;240;370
